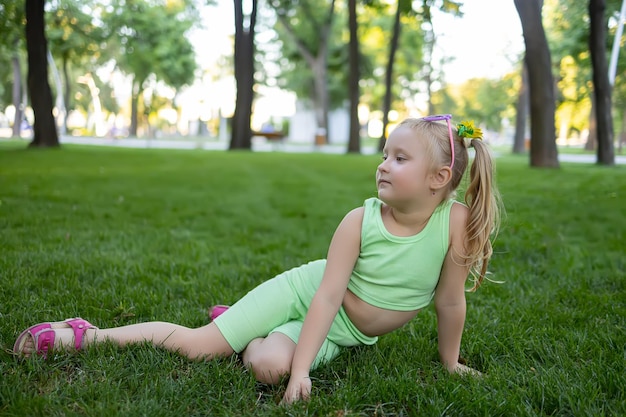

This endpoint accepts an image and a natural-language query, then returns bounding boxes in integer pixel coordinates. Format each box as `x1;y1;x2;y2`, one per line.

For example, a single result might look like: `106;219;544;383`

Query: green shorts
214;259;378;369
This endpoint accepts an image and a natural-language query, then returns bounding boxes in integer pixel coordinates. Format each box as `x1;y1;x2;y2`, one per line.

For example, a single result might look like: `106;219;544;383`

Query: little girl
14;115;500;403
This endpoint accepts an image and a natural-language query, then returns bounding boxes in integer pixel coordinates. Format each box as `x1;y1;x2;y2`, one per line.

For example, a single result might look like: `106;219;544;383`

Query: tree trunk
422;4;435;115
130;77;140;137
513;61;529;154
230;0;257;150
11;46;24;138
378;0;402;152
311;59;329;144
346;0;360;154
588;0;615;165
514;0;559;167
25;0;59;148
271;0;335;144
618;110;626;154
586;95;597;150
62;56;71;133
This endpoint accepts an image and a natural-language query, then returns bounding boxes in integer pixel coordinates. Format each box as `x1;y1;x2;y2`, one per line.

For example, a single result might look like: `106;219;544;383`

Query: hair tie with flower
456;120;483;148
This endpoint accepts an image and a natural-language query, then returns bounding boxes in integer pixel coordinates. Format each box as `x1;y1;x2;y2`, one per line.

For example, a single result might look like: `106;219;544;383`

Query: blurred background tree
0;0;623;163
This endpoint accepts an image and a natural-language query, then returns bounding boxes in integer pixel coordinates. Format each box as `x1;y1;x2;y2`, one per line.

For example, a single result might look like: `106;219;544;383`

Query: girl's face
376;125;434;206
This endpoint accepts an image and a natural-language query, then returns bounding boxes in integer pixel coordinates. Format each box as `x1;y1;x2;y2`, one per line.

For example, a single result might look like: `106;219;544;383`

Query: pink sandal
207;305;229;321
13;318;97;359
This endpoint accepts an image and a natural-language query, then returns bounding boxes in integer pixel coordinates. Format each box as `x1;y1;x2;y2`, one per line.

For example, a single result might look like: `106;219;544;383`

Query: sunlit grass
1;144;624;416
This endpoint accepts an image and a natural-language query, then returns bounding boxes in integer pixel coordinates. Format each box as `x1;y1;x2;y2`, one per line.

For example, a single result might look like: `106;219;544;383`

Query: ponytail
462;138;502;291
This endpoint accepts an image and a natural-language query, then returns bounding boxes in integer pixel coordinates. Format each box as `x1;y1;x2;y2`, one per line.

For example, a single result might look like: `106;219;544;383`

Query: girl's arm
434;203;476;374
282;207;364;404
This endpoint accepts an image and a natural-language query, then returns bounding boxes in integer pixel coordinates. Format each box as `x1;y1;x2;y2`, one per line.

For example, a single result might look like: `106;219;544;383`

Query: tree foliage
102;0;198;136
545;0;623;163
433;75;517;132
47;0;106;130
1;0;622;156
267;0;337;142
0;0;27;136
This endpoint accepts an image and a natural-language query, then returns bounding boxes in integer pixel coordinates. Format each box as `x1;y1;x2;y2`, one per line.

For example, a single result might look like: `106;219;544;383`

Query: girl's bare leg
242;332;296;384
94;322;234;359
19;321;234;360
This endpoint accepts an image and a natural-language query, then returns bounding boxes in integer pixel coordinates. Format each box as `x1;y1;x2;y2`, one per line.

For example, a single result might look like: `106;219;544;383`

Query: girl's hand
282;373;312;404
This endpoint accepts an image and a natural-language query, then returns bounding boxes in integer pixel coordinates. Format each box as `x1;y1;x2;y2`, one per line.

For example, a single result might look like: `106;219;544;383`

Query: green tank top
347;197;454;311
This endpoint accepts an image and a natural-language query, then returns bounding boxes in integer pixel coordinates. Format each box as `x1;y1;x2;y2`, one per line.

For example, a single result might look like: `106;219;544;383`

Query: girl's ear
430;166;453;192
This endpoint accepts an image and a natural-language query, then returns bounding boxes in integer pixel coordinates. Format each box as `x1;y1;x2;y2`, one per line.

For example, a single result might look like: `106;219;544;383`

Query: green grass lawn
0;143;624;416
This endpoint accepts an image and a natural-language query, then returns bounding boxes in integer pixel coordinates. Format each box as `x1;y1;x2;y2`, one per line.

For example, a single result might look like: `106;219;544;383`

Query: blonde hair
398;118;502;291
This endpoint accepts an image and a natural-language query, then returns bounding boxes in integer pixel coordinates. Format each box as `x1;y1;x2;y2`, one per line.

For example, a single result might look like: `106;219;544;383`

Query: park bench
252;131;285;143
